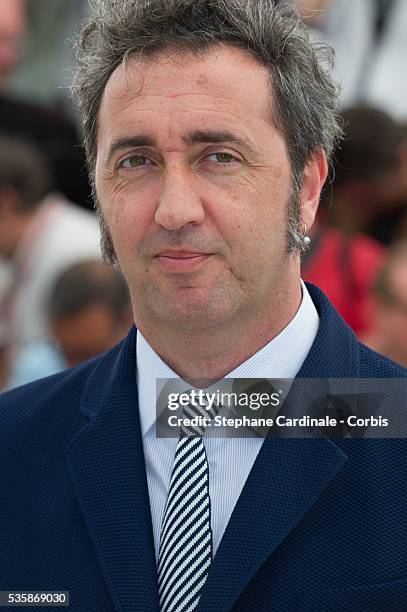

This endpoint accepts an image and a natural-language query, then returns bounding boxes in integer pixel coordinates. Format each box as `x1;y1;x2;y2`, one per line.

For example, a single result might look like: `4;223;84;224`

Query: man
0;0;92;209
0;1;406;611
0;136;100;383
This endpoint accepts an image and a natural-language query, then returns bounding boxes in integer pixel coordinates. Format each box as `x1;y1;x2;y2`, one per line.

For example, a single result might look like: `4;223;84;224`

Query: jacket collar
298;283;360;378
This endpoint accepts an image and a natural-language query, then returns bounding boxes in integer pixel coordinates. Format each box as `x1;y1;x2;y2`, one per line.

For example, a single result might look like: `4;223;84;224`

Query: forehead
97;46;276;143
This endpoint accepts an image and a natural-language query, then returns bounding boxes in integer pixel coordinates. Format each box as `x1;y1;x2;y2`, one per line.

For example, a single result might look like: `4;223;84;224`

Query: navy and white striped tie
158;399;214;612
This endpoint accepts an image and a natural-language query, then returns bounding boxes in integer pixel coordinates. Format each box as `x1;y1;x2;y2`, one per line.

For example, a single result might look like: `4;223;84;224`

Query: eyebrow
106;130;252;166
107;136;155;166
183;129;249;149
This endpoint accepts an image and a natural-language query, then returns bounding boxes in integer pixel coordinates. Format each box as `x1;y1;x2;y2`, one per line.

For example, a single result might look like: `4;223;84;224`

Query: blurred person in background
302;105;407;334
0;0;92;209
380;120;407;243
8;260;132;388
299;0;407;120
298;0;376;108
8;0;90;104
0;135;100;388
365;0;407;121
327;106;407;241
362;242;407;367
0;0;27;365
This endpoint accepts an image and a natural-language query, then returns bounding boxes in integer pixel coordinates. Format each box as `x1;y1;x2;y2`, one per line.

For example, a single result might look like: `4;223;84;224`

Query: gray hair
71;0;342;260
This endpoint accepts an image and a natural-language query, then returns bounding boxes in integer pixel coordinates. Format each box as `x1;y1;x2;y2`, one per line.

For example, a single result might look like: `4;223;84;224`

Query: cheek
214;174;288;246
206;180;288;281
101;187;153;255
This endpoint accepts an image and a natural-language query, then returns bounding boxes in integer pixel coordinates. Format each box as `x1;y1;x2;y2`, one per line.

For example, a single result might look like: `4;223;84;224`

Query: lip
154;250;212;272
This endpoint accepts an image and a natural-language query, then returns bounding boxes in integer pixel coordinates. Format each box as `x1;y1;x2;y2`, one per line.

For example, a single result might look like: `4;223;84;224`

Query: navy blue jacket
1;284;407;611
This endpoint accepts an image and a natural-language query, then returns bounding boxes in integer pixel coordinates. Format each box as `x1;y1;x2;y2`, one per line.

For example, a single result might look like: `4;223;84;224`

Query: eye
204;152;239;164
118;155;154;169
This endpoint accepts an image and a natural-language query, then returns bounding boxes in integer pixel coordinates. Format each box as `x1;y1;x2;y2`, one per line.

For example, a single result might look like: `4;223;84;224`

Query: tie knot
180;396;218;437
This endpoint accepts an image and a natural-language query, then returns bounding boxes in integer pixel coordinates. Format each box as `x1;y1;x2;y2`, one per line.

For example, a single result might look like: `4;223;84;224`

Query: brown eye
120;155;152;168
218;152;235;162
206;152;236;163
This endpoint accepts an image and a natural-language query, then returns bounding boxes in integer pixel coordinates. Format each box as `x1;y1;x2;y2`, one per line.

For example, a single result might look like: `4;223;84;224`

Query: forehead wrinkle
111;89;266;113
112;104;272;139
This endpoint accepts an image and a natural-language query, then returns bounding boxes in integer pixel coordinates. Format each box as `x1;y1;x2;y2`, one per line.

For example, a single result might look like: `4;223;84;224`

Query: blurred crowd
299;0;407;367
0;0;407;390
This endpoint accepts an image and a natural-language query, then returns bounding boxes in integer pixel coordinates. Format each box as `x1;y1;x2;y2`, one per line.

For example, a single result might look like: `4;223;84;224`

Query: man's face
95;46;320;332
0;0;26;88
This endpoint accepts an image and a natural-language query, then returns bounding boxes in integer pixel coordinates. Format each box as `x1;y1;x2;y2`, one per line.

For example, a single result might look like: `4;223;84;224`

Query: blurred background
0;0;406;390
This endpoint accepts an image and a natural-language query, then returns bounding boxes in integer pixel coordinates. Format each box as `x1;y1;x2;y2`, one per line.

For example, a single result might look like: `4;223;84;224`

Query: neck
136;280;302;383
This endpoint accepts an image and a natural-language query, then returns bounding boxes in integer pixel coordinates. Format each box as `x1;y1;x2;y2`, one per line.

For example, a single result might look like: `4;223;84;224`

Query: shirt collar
137;280;319;438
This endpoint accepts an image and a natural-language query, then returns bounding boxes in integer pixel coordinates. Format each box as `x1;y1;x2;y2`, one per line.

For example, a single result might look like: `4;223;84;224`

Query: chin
151;290;237;330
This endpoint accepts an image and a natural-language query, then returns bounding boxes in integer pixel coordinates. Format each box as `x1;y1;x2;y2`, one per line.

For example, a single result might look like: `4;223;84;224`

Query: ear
300;150;328;231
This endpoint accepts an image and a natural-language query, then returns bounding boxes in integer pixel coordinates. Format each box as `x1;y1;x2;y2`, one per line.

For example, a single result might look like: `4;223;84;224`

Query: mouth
154;250;212;272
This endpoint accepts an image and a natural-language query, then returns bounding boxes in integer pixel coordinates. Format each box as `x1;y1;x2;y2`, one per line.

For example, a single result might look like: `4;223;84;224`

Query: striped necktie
158;398;215;612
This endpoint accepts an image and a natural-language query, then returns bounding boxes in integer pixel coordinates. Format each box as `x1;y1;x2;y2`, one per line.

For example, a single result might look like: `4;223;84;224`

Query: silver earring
303;225;311;247
295;224;311;249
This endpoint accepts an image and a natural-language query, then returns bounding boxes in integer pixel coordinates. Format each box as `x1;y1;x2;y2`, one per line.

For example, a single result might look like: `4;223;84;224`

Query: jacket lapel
198;284;360;611
198;437;347;611
65;327;160;612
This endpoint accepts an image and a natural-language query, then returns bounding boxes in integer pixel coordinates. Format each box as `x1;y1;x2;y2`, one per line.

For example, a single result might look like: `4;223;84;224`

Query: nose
154;165;205;231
